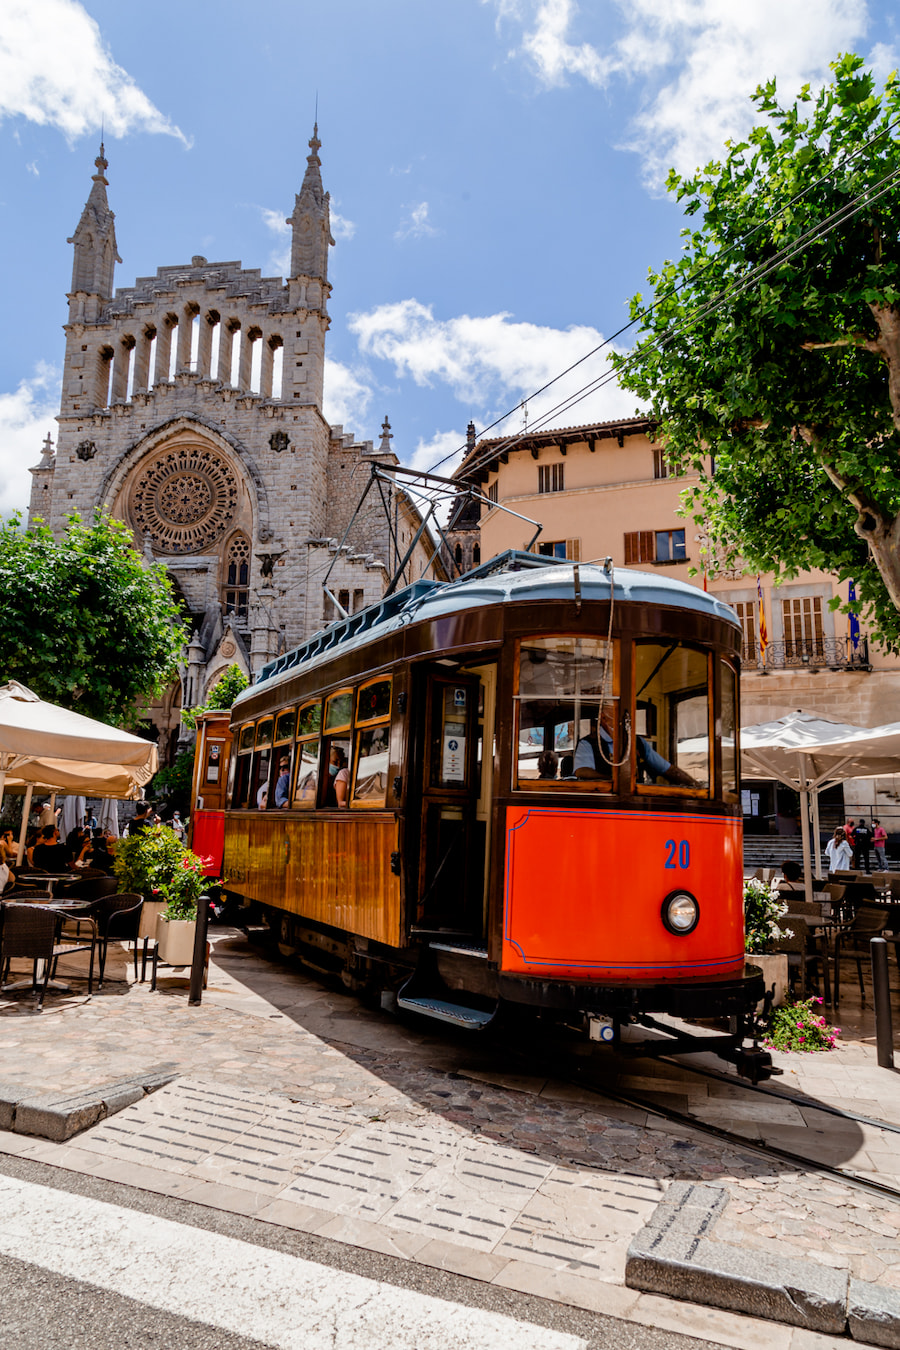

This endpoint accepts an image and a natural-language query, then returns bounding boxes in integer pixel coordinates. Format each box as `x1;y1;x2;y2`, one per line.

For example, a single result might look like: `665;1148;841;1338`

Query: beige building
456;417;900;832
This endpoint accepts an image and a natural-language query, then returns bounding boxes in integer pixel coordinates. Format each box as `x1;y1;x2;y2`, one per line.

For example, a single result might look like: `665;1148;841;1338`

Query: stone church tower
30;131;440;761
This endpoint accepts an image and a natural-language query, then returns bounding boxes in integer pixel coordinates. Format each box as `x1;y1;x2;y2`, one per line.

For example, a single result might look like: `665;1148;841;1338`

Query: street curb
0;1066;178;1142
626;1181;900;1346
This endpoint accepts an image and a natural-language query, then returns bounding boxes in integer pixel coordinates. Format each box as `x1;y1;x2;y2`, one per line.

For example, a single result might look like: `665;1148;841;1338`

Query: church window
223;534;251;621
248;327;263;393
96;345;114;408
271;341;284;399
454;543;463;570
473;544;481;566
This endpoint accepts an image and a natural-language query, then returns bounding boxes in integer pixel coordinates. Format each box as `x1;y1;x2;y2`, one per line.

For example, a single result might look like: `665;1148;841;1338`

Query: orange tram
190;551;771;1081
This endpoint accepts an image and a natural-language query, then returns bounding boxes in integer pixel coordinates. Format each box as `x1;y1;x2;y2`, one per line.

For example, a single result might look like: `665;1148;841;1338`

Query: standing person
853;818;873;872
825;827;853;874
127;801;154;836
37;800;58;830
843;818;857;866
170;811;185;841
873;819;889;871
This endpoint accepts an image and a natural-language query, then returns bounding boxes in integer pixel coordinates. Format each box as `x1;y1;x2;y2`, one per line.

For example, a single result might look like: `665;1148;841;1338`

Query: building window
537;539;581;560
782;596;824;658
652;447;669;479
733;601;757;663
473;544;481;566
538;463;565;494
486;481;499;505
223;534;250;620
655;529;686;563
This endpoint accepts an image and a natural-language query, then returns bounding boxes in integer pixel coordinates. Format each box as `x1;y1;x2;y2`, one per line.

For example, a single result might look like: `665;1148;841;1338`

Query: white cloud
394;202;438;242
25;160;38;176
331;209;356;242
323;357;374;431
348;299;639;431
868;41;900;84
0;0;188;144
0;364;62;518
488;0;870;184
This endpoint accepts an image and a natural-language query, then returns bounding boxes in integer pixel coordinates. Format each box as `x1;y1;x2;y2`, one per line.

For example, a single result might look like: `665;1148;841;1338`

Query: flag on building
848;580;860;652
756;575;768;664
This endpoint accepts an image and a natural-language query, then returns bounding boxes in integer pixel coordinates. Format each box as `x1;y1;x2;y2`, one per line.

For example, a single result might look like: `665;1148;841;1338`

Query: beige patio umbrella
0;682;158;861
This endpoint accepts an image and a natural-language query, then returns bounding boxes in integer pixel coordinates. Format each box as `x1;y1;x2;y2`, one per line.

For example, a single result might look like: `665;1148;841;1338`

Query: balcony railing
741;636;870;670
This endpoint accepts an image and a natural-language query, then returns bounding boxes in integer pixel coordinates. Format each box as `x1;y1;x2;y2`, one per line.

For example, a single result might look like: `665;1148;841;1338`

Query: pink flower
814;997;823;1004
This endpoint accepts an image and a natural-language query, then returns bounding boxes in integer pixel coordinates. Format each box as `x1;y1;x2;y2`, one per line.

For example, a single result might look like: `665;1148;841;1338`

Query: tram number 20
664;839;690;870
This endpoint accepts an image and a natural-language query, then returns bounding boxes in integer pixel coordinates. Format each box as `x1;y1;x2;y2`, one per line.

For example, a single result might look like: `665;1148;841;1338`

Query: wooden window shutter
624;532;636;564
566;538;581;561
639;531;654;563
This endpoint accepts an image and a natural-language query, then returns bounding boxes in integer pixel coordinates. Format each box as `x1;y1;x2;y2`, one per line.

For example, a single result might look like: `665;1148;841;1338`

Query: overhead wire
443;154;900;484
423;112;900;481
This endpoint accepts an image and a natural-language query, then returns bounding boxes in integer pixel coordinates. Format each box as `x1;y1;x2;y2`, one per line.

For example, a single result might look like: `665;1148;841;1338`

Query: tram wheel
277;914;299;958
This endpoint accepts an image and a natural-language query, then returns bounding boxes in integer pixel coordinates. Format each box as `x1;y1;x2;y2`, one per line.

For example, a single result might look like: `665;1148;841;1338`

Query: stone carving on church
269;431;290;454
130;445;239;554
75;439;97;461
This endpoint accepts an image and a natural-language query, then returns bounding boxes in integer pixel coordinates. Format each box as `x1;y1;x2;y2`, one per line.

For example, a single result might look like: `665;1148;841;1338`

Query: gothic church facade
29;130;441;761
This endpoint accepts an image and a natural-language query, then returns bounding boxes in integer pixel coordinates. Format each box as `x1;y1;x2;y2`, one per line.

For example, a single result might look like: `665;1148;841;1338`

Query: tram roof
239;551;740;709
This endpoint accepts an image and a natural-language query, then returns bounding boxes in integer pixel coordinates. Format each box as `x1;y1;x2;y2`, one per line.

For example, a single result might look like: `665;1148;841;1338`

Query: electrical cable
425;118;900;483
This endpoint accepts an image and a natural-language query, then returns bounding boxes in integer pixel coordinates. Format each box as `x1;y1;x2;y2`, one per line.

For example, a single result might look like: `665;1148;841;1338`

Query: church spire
68;140;121;303
287;123;334;283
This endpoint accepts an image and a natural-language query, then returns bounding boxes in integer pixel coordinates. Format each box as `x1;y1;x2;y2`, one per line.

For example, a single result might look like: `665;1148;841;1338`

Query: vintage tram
191;551;770;1079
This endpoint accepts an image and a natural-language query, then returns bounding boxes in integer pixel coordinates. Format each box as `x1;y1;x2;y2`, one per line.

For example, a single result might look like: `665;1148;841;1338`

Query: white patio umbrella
0;682;158;860
739;711;900;901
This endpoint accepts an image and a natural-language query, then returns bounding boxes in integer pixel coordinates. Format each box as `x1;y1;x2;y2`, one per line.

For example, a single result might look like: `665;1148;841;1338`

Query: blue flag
848;581;860;651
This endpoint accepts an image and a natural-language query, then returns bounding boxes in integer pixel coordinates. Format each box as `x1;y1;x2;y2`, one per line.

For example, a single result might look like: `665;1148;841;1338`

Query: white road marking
0;1175;586;1350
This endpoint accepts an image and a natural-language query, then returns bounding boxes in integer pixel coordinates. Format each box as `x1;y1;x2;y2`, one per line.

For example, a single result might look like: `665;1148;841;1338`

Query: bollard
188;892;211;1007
870;937;895;1070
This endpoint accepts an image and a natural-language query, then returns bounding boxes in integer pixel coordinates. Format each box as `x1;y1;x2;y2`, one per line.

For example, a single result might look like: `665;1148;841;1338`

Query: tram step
428;941;488;958
396;994;496;1029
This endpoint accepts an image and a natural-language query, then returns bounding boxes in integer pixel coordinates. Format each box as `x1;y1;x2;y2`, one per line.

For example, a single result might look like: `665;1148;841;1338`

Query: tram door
415;670;484;935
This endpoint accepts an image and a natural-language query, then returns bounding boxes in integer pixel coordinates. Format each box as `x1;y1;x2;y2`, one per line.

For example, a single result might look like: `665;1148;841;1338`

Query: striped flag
848;580;860;652
756;575;768;664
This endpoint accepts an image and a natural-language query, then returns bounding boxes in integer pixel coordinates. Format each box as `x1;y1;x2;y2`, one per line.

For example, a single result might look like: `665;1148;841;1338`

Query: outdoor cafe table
0;899;94;994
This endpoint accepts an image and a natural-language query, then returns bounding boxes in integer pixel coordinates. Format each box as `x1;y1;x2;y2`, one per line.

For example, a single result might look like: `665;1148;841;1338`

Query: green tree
0;511;187;725
613;53;900;647
180;663;249;731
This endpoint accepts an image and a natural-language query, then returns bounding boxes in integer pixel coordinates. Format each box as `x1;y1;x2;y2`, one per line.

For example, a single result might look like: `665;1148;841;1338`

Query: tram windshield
634;642;709;792
515;637;616;786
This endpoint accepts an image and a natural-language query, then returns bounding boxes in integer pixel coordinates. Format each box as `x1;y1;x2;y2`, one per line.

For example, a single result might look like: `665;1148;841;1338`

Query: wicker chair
771;916;831;1004
0;902;95;1007
92;893;144;986
833;908;891;1005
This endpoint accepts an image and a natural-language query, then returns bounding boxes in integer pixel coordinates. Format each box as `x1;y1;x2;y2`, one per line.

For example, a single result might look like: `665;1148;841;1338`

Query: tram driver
574;709;696;787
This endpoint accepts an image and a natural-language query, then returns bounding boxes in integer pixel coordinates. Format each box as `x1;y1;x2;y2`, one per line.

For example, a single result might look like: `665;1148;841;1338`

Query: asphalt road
0;1153;726;1350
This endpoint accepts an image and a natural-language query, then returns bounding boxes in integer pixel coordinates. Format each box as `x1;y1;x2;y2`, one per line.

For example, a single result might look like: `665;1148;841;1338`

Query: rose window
130;447;239;553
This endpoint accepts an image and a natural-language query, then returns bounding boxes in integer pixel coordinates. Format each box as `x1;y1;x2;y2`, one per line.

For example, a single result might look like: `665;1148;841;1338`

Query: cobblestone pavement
2;929;900;1346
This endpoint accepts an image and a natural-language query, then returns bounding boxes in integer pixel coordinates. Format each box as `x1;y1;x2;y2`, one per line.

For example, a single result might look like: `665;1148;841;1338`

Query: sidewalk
1;929;899;1348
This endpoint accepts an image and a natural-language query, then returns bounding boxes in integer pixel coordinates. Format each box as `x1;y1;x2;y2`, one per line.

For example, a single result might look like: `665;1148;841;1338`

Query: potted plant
113;825;214;968
744;877;793;1008
156;847;213;966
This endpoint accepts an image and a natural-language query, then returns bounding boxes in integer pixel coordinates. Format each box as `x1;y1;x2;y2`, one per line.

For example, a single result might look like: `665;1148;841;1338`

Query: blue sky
0;0;897;514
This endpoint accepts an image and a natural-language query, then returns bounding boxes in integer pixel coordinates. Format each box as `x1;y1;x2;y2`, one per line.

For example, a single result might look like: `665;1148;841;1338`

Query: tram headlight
662;890;699;935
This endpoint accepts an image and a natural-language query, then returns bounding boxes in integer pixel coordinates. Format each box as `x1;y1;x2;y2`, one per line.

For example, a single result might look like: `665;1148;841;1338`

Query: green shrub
113;824;214;922
744;878;793;954
763;997;841;1052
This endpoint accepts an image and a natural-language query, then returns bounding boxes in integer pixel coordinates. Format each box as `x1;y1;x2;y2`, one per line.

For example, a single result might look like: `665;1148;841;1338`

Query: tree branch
800;335;883;354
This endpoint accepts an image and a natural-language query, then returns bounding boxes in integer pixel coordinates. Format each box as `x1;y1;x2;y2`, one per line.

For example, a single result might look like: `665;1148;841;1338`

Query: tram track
516;1037;900;1206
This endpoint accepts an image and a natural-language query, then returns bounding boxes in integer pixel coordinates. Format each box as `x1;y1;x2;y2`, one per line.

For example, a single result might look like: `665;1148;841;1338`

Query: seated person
32;824;73;872
777;859;804;892
559;753;574;779
88;828;117;874
0;830;18;865
537;750;558;780
574;711;695;786
274;755;291;808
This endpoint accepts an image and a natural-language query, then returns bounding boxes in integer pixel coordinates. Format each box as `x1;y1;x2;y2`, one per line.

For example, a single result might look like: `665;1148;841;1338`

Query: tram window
356;678;391;725
515;637;615;787
324;689;352;733
352;726;390;806
233;723;255;808
634;642;709;792
292;701;321;809
274;708;296;744
721;661;739;803
322;737;351;808
255;718;274;751
430;684;471;789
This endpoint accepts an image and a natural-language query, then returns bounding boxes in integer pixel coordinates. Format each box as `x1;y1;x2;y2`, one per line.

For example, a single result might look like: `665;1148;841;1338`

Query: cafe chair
0;902;95;1007
771;916;831;1005
833;908;891;1005
94;893;144;987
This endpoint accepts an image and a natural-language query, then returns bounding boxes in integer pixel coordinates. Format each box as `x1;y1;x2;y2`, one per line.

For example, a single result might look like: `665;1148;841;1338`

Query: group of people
824;818;888;873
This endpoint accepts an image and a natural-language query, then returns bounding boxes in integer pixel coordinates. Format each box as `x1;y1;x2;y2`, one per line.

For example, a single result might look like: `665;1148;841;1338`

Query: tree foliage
0;511;187;724
613;53;900;648
180;663;249;731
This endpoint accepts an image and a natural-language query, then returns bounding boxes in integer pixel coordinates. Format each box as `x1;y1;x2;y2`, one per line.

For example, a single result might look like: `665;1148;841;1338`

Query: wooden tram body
191;553;769;1078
